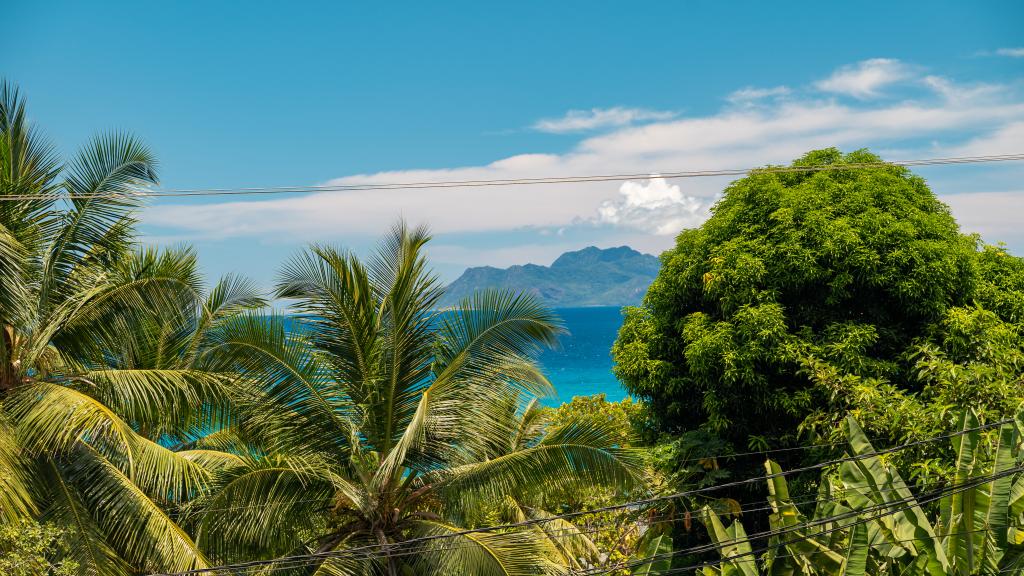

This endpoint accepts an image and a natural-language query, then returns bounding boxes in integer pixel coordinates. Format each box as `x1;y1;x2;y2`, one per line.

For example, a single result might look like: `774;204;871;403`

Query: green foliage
613;148;1024;478
0;521;78;576
547;393;646;448
699;412;1024;576
188;226;644;575
0;79;267;575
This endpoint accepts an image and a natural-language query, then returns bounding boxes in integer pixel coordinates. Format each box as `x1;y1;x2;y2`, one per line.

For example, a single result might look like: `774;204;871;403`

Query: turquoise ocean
537;306;627;405
284;307;627;406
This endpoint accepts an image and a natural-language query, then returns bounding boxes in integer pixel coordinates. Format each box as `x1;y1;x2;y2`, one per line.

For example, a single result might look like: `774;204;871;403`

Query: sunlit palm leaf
0;415;35;524
10;382;210;500
41;460;132;576
410;520;567;576
78;369;229;430
40;131;157;308
436;417;642;504
196;457;335;562
64;443;208;573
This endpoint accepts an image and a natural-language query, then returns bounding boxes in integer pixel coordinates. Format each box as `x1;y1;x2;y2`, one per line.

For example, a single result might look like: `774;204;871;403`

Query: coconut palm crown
0;79;266;575
193;224;643;575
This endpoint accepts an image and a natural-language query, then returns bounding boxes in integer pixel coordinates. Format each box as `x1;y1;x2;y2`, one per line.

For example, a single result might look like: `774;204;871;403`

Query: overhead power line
579;463;1024;575
202;476;984;575
4;153;1024;202
190;479;948;574
164;464;1024;575
145;418;1013;576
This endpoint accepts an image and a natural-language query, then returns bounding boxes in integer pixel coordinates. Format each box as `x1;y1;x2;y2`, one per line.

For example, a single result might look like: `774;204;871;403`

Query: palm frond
178;449;245;471
41;131;157;306
10;382;210;500
0;415;35;524
409;519;566;576
185;273;267;367
77;369;230;433
519;505;600;569
368;222;443;453
202;313;352;459
0;224;31;327
204;273;267;319
195;456;335;563
11;382;136;457
276;246;386;428
514;398;550;452
435;417;643;505
435;288;564;375
41;460;132;576
63;443;208;573
0;79;61;256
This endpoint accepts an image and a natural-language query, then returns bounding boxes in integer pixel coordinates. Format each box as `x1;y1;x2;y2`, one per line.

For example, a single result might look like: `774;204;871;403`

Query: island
441;246;660;308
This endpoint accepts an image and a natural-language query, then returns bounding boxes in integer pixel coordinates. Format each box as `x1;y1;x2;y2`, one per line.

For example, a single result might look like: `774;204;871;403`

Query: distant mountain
441;246;660;308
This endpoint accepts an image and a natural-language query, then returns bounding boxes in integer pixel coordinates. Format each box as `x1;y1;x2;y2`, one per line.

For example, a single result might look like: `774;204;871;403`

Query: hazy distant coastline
441;246;660;308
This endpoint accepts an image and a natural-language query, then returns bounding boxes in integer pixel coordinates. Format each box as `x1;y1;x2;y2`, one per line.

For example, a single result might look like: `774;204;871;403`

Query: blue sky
5;1;1024;286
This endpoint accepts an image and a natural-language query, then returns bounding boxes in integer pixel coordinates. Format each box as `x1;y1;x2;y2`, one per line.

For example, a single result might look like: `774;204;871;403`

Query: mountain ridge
441;246;660;308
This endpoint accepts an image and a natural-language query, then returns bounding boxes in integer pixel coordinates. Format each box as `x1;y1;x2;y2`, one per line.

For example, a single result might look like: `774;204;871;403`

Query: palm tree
193;224;642;575
0;80;264;575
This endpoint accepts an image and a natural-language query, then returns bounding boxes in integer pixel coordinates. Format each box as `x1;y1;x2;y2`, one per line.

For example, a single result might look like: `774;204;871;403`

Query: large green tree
613;148;1024;478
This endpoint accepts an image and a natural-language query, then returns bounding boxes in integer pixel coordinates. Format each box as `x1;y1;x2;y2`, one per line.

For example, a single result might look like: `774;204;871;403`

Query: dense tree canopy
613;148;1024;477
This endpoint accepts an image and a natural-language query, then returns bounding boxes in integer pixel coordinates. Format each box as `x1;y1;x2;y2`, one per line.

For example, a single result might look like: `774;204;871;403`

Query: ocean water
282;307;628;405
537;307;627;405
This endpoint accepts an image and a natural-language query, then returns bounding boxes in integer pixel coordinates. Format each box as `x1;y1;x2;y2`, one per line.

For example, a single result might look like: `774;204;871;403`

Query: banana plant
700;465;848;576
841;411;1024;576
700;412;1024;576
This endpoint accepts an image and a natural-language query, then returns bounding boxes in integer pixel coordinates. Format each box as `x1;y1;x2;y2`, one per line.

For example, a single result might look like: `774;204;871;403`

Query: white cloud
595;177;705;235
922;75;1002;103
532;107;677;133
943;191;1024;241
948;121;1024;156
995;47;1024;58
814;58;912;99
143;60;1024;254
427;242;578;268
727;86;791;104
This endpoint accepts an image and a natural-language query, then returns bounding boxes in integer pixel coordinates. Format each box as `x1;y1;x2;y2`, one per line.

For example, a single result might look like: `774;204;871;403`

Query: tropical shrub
0;521;78;576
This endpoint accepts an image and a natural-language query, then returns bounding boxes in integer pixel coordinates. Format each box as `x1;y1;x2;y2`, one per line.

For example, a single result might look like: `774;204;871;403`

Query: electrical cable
145;417;1013;575
4;153;1023;202
580;464;1024;575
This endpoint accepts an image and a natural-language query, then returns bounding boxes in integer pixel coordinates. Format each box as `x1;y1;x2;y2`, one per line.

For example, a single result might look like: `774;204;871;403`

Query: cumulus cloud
532;107;677;133
143;60;1024;254
995;47;1024;58
596;177;705;235
727;86;791;104
814;58;912;99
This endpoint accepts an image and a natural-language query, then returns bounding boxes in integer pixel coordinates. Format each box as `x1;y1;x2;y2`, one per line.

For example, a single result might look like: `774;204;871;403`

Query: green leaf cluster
613;148;1024;476
699;411;1024;576
0;520;79;576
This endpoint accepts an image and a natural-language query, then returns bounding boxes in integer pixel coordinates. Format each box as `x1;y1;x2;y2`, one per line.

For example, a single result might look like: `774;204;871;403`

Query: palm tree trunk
0;326;15;393
375;529;399;576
